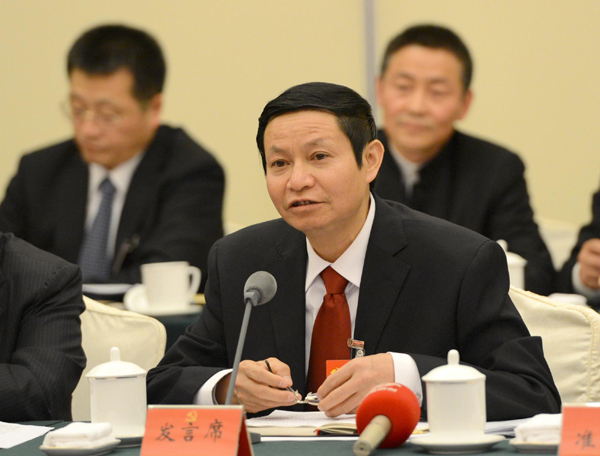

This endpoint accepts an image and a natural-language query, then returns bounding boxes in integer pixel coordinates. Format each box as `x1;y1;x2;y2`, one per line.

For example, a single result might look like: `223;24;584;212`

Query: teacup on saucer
123;284;201;317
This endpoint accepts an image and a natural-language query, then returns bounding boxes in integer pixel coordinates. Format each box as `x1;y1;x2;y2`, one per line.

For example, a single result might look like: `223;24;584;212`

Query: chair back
72;296;167;421
509;286;600;403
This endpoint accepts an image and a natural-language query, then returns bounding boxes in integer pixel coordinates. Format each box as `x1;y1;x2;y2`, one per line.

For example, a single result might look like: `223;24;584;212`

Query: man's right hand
215;357;297;413
577;239;600;289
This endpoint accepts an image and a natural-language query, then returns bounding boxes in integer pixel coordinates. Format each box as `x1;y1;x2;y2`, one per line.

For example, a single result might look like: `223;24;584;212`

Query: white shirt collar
387;141;422;193
88;152;145;196
305;193;376;291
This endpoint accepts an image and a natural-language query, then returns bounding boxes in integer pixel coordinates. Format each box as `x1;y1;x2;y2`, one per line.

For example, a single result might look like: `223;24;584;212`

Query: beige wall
1;0;598;230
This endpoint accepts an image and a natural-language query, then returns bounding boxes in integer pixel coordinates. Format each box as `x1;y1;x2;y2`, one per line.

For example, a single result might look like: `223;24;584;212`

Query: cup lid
86;347;146;379
422;350;485;383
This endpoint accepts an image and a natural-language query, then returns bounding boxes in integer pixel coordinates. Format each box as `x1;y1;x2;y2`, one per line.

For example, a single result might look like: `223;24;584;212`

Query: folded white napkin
42;422;115;449
514;414;562;443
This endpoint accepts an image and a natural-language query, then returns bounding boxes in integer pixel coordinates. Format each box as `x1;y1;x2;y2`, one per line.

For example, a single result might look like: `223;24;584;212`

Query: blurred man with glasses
0;25;224;291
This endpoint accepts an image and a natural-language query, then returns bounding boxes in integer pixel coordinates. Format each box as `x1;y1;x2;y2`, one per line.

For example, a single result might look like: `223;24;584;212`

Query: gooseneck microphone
225;271;278;405
243;271;277;306
353;383;421;456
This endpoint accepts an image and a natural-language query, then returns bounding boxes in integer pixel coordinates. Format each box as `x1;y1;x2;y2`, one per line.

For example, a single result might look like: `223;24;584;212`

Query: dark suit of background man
558;181;600;307
0;232;86;422
147;82;560;420
373;24;555;295
0;25;224;290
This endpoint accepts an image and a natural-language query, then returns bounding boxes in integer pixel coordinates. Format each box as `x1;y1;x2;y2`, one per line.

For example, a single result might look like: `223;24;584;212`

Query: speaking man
0;24;224;290
374;24;555;295
147;82;560;420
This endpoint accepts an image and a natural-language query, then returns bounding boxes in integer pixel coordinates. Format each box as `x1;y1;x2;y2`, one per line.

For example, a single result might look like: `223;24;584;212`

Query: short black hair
67;24;166;102
381;24;473;91
256;82;376;172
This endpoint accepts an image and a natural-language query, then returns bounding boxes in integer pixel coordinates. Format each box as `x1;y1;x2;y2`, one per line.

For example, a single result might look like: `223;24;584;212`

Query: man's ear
363;139;384;184
145;93;163;130
457;89;473;120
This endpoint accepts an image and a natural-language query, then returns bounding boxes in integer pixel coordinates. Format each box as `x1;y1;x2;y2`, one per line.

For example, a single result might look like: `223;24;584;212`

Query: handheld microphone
353;383;421;456
225;271;277;405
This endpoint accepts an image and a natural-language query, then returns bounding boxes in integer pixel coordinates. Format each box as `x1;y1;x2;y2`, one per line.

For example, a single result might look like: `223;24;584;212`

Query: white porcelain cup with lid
422;350;486;440
87;347;147;438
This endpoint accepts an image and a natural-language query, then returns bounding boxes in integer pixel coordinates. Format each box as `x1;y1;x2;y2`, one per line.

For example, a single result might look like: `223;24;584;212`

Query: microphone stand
226;294;255;405
225;290;262;444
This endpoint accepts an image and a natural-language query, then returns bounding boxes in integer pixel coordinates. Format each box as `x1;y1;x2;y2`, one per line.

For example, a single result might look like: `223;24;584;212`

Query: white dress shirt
85;153;144;259
195;193;423;405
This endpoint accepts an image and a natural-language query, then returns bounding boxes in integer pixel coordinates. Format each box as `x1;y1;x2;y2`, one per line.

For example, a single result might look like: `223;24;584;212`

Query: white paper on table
485;418;531;437
0;421;54;449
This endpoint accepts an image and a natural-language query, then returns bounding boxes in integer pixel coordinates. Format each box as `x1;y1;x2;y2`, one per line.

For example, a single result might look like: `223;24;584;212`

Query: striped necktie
78;177;116;282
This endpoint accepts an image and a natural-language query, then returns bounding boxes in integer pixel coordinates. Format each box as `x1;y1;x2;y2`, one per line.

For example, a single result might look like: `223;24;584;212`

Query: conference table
8;422;556;455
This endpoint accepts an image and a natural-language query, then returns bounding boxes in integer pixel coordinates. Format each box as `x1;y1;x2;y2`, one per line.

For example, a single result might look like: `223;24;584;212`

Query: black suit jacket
0;232;86;421
147;196;560;420
0;125;224;290
374;130;556;295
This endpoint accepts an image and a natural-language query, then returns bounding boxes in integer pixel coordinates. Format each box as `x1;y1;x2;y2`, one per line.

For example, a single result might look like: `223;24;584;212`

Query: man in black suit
0;25;224;290
0;232;86;421
558;184;600;307
374;24;555;295
147;82;560;420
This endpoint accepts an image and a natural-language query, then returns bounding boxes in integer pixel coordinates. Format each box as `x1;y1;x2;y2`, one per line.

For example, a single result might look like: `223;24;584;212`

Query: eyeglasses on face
60;100;127;128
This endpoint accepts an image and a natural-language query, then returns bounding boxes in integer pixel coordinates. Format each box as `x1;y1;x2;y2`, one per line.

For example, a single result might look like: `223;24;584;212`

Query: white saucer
124;284;201;316
40;439;120;456
509;439;559;453
115;434;144;447
410;433;504;454
83;283;133;296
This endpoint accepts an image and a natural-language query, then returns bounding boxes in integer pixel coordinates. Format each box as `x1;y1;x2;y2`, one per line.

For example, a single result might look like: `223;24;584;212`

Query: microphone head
243;271;277;306
356;383;421;448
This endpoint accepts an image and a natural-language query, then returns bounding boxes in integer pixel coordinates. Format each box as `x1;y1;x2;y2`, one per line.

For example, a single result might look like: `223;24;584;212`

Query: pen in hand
264;360;319;405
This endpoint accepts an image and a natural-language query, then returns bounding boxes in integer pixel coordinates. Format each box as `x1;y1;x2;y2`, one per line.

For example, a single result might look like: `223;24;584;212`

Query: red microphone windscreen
356;383;421;448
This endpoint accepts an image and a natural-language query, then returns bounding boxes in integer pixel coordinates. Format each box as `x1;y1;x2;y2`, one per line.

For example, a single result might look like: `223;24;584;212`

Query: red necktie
306;266;351;393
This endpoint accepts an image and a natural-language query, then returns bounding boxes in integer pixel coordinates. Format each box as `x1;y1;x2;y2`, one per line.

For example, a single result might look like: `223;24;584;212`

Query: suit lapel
54;153;88;263
411;133;457;220
355;196;411;354
268;228;308;394
116;127;170;251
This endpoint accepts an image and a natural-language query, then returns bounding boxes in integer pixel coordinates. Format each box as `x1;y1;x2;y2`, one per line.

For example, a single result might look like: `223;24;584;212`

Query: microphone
225;271;277;405
244;271;277;306
353;383;421;456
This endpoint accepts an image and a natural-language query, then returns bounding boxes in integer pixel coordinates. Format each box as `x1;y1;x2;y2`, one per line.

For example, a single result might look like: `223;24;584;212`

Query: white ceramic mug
87;347;147;438
141;261;201;309
422;350;487;440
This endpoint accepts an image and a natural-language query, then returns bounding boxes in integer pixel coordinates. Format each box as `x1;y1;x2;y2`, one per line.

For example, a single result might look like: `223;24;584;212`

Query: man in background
374;24;555;295
559;183;600;307
147;82;560;421
0;232;85;421
0;24;224;290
